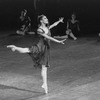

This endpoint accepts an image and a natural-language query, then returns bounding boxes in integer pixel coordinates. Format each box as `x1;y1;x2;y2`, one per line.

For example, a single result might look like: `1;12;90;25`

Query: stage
0;31;100;100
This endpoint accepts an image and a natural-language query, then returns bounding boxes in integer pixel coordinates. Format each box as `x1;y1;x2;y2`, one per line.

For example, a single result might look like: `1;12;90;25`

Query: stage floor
0;31;100;100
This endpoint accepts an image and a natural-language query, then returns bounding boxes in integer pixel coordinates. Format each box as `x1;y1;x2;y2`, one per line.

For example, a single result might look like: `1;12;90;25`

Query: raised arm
7;45;30;53
49;17;64;29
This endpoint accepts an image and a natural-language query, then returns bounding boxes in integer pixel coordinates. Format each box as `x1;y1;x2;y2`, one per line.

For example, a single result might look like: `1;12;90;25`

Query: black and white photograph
0;0;100;100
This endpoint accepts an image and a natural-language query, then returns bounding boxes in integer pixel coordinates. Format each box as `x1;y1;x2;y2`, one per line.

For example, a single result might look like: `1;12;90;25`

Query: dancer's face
41;16;49;24
71;14;76;20
20;11;25;20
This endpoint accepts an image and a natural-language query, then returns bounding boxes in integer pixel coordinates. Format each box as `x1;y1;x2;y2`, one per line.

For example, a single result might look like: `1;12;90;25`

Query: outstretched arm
7;45;30;53
49;17;64;29
38;32;66;44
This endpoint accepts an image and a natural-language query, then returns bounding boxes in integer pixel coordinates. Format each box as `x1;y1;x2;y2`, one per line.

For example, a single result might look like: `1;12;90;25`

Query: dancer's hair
71;12;76;18
37;15;50;27
23;9;27;13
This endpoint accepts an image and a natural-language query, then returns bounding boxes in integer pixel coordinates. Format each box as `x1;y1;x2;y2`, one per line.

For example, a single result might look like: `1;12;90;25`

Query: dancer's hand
7;45;16;51
59;39;66;44
59;17;64;23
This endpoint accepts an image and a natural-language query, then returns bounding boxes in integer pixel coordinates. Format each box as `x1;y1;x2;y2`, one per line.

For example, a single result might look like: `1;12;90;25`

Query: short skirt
28;44;50;68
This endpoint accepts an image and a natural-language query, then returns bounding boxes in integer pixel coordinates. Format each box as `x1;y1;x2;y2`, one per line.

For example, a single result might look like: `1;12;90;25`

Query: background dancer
16;9;31;35
66;13;80;40
7;14;66;94
54;13;80;39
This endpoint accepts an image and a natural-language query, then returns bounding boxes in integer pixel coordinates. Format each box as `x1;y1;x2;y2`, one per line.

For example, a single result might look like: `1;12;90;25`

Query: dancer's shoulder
37;27;45;34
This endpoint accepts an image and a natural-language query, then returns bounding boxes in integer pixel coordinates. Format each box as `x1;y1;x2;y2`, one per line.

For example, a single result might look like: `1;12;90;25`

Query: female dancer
16;9;31;35
54;13;80;40
7;15;66;94
66;13;80;40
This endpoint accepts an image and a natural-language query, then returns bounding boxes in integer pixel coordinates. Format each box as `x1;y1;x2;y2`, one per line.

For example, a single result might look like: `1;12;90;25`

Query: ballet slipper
7;45;16;51
7;45;15;48
74;37;77;40
42;84;48;94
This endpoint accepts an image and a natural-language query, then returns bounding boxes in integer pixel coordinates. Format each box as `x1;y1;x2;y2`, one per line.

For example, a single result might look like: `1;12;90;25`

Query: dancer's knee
66;29;71;35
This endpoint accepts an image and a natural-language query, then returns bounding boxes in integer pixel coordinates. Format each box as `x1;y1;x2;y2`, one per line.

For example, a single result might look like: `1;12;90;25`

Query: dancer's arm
77;24;80;31
76;20;80;31
49;17;64;29
38;30;66;44
7;45;30;53
66;21;69;30
42;34;66;44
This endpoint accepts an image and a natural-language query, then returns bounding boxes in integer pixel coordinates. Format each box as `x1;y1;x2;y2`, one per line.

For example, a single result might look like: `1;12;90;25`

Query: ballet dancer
7;15;66;94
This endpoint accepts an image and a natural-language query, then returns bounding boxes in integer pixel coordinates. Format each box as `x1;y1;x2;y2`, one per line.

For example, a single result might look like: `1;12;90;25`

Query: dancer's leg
69;32;77;40
41;65;48;94
16;30;25;35
65;30;69;38
54;35;68;39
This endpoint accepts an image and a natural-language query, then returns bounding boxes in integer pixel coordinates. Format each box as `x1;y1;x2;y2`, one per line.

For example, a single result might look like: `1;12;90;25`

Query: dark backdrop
0;0;100;35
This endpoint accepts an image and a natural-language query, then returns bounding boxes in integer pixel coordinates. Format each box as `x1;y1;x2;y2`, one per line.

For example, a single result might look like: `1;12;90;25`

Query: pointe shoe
42;84;48;94
74;37;77;40
7;45;16;51
7;45;15;48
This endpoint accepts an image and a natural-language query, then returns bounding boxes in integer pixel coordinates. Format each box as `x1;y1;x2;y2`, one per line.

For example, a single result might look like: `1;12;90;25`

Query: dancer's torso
68;19;78;30
37;26;51;51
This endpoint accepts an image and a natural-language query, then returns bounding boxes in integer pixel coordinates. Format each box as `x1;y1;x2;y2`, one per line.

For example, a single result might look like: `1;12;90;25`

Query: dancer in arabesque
7;15;66;94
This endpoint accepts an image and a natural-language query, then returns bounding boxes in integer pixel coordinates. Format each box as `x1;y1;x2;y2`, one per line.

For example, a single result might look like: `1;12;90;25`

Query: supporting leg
41;65;48;94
